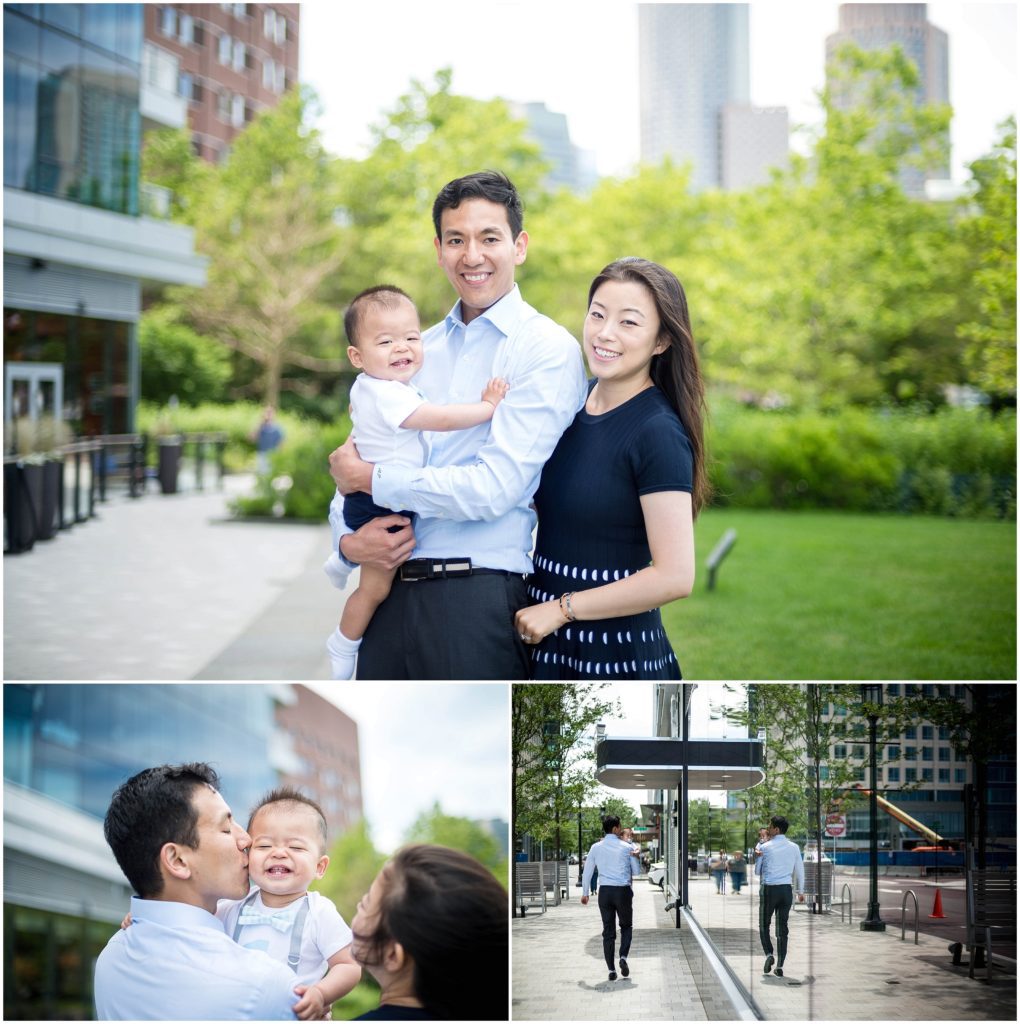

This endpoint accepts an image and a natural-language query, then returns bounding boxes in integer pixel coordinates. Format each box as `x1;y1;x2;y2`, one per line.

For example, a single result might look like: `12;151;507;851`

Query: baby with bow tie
216;788;361;1020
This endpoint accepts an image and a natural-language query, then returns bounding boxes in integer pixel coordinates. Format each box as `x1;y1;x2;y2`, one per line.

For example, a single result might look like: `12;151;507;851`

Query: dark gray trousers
357;572;530;679
759;883;792;964
598;884;633;971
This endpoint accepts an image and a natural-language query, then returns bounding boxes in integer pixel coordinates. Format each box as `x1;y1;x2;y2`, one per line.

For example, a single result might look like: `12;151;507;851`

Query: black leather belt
398;558;516;582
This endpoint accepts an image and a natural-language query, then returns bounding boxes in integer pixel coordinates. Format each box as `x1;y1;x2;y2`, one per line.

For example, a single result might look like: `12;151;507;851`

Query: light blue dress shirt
329;285;587;577
94;896;298;1020
581;833;641;897
754;834;806;891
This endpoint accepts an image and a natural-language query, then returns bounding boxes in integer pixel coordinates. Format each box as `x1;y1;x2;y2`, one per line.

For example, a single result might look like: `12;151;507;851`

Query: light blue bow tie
237;909;296;933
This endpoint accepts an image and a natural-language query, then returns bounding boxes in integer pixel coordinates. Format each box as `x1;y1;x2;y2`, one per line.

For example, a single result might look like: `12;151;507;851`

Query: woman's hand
514;600;568;645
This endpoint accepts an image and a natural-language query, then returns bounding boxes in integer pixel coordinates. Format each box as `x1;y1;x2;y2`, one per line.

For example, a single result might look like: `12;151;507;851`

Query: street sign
824;813;846;838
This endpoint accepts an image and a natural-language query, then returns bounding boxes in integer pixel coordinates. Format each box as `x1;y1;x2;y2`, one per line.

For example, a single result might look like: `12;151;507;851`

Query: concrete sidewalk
512;873;1016;1020
4;476;346;680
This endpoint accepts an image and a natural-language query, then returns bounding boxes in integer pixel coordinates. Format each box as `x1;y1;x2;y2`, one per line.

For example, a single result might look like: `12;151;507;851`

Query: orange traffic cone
929;888;946;919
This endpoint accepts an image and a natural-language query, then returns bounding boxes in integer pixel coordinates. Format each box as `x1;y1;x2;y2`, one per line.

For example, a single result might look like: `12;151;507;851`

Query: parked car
647;861;666;889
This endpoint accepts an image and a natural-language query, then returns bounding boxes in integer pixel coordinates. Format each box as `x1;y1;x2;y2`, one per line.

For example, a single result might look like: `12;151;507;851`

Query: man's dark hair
770;815;790;834
344;284;415;348
248;786;328;853
601;815;621;834
103;763;220;898
352;845;507;1020
431;170;524;240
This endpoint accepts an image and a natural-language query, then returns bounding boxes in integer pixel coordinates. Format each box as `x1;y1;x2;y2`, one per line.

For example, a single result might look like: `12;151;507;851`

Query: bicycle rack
840;883;853;924
901;889;919;945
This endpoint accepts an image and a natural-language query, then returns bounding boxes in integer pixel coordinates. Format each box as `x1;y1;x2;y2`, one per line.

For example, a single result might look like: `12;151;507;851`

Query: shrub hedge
147;401;1015;520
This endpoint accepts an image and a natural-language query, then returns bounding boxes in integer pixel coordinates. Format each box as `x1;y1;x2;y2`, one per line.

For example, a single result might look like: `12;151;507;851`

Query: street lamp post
576;809;584;887
859;684;886;932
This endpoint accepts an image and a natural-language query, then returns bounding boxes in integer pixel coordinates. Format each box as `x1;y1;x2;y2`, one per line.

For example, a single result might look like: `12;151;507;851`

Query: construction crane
852;784;948;846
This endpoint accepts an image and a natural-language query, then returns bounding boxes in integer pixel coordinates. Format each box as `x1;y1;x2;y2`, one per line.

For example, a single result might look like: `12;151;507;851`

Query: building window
178;71;193;98
922;725;933;740
887;744;900;760
886;684;900;696
906;768;917;782
853;766;865;781
232;40;246;73
939;726;950;740
921;746;933;761
887;766;900;782
218;32;232;64
833;743;847;759
179;12;194;44
922;768;934;782
231;93;245;128
264;8;287;45
938;769;950;783
851;744;865;759
159;6;176;36
904;726;916;739
955;768;966;783
938;747;950;762
275;63;286;93
905;746;917;761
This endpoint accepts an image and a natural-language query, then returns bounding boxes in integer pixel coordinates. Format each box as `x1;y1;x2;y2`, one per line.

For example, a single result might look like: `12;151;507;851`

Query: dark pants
730;870;745;893
759;883;793;964
357;572;530;679
597;885;633;972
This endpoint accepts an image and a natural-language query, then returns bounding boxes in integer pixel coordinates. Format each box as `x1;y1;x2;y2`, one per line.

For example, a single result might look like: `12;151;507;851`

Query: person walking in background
581;816;641;982
754;815;806;977
710;850;728;894
253;405;284;476
727;849;747;894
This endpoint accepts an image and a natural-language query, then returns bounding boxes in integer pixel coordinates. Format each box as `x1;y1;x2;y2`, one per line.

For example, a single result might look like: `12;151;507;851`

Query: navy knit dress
528;383;693;680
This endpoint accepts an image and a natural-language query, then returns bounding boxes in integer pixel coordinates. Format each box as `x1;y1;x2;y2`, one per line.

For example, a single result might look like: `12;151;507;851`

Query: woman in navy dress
514;257;708;679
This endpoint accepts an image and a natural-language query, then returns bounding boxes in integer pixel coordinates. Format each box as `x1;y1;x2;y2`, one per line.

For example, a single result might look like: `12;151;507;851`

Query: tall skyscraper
638;4;787;191
508;100;598;193
825;3;950;195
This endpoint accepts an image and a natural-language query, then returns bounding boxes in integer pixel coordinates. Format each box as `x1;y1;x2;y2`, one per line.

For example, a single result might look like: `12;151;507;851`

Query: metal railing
840;882;853;924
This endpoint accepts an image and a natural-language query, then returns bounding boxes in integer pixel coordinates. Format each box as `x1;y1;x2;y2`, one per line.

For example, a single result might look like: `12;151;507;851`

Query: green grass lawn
662;509;1016;680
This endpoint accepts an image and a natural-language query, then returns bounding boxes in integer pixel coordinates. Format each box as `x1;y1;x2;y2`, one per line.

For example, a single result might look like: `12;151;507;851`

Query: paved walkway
4;476;348;680
513;873;1016;1020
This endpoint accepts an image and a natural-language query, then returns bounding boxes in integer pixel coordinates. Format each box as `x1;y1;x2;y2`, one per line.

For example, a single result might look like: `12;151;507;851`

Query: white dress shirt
581;833;641;897
328;285;587;581
216;889;354;990
94;896;298;1020
754;834;806;891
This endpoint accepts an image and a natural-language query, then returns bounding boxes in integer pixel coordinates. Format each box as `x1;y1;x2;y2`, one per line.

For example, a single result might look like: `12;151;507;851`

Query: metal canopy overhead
596;736;765;791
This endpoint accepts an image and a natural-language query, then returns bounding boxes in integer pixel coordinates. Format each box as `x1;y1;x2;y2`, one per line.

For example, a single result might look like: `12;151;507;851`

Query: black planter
4;461;40;553
37;458;61;540
158;440;182;494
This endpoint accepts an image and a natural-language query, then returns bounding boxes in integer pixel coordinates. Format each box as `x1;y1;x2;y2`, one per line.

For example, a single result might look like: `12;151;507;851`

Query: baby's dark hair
248;786;328;852
344;285;416;348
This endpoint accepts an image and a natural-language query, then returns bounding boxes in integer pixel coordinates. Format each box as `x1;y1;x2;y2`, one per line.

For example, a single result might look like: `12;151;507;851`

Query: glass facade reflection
3;684;278;824
4;4;142;214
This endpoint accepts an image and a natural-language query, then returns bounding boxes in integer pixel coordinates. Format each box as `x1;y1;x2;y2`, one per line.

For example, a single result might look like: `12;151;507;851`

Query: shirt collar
445;284;523;335
128;895;225;933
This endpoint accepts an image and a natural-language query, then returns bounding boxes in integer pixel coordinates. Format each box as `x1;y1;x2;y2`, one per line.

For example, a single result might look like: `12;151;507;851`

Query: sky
307;682;509;854
299;1;1017;185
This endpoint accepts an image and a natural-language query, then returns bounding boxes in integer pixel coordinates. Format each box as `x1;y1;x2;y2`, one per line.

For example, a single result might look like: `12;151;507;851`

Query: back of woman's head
368;844;508;1020
588;256;711;515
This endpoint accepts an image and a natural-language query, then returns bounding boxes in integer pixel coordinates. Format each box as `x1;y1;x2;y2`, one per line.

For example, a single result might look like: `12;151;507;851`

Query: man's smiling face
434;197;528;324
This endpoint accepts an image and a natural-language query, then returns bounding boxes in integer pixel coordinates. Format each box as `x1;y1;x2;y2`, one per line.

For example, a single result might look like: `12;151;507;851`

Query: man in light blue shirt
327;170;587;679
753;814;805;978
581;816;641;982
94;763;300;1020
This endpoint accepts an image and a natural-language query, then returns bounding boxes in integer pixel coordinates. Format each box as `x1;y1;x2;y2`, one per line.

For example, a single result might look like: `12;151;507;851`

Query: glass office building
3;684;284;1020
3;3;204;445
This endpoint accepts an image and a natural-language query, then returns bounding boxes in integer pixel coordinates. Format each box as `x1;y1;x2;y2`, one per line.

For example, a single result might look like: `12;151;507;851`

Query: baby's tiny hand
292;984;326;1021
120;912;132;930
482;377;510;407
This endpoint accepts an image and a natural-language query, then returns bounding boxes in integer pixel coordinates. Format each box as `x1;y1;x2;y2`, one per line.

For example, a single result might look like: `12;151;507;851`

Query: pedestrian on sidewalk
710;850;728;893
754;815;806;978
581;815;641;982
727;849;747;893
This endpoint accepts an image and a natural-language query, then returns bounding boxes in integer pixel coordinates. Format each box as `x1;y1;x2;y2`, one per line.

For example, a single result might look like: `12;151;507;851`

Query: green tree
145;88;348;406
403;801;508;884
138;307;231;405
511;683;615;916
957;117;1017;404
687;798;746;855
575;796;640;860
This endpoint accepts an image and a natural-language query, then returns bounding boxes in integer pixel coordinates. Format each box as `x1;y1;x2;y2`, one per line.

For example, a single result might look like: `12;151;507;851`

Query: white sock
326;627;361;680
